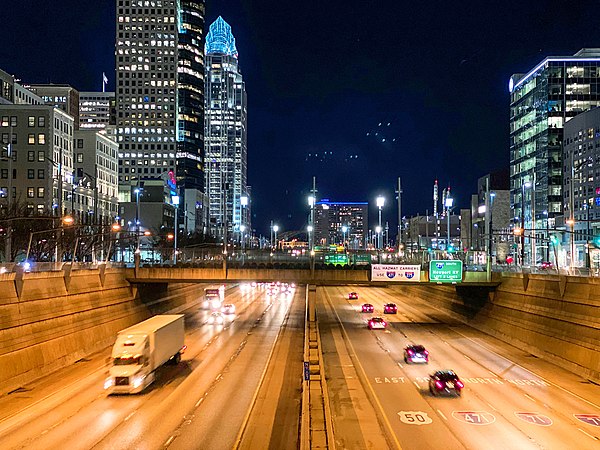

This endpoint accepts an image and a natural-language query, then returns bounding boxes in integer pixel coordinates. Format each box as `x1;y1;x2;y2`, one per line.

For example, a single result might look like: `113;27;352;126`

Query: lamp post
273;224;279;251
270;220;274;249
134;187;142;255
567;218;575;268
172;194;180;264
341;225;348;248
445;194;454;251
520;181;531;265
308;194;315;252
240;224;246;254
376;196;385;249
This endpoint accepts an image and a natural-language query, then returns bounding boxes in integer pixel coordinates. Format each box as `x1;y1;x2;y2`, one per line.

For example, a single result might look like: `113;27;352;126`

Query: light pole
445;194;454;251
376;196;385;249
567;218;575;268
240;224;246;254
308;194;315;252
341;225;348;248
134;187;142;254
172;194;179;264
270;220;274;249
273;224;279;251
520;181;531;265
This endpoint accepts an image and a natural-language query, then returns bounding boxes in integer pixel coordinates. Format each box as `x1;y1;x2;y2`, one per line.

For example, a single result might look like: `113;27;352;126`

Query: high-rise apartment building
509;49;600;258
313;200;368;249
115;0;205;231
204;17;248;241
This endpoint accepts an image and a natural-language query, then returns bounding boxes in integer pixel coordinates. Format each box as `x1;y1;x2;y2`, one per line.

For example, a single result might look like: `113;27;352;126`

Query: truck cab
105;334;153;394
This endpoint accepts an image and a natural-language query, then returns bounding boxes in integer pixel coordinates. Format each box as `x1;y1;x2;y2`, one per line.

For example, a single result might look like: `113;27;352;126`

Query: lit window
28;134;35;144
37;187;45;198
27;187;35;198
38;134;45;145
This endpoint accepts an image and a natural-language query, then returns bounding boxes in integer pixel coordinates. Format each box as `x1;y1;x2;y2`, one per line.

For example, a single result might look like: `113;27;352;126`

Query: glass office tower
509;48;600;264
204;17;248;241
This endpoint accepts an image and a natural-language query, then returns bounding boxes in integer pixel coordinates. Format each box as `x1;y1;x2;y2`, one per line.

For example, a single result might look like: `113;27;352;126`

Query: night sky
1;1;599;236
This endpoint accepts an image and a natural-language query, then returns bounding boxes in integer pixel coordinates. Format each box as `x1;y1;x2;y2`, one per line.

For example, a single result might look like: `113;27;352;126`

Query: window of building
27;169;34;179
38;151;44;162
28;116;35;127
27;187;35;198
77;139;83;148
38;169;44;179
0;170;6;179
37;187;44;198
28;134;35;144
38;116;45;127
28;151;34;162
77;153;84;163
1;116;8;127
38;134;45;145
10;116;17;127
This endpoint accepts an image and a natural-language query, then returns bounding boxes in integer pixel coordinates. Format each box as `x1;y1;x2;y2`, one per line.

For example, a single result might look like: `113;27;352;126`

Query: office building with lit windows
115;0;205;232
509;48;600;264
313;200;368;249
204;17;249;241
79;92;116;131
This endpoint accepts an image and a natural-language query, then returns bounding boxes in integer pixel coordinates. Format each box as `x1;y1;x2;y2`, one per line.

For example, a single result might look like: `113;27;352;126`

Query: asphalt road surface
318;286;600;450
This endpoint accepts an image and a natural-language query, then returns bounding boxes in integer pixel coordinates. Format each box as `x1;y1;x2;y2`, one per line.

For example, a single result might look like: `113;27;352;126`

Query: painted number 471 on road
398;411;433;425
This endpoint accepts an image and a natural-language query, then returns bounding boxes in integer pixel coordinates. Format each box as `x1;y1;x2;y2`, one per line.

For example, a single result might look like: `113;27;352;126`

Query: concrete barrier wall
392;273;600;382
0;268;206;396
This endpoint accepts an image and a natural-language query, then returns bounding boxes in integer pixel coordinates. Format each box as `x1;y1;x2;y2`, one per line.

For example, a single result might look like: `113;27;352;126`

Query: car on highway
208;312;225;325
221;304;236;314
361;303;374;313
540;261;554;269
383;303;397;314
367;317;387;330
403;345;429;364
348;292;359;300
429;370;464;396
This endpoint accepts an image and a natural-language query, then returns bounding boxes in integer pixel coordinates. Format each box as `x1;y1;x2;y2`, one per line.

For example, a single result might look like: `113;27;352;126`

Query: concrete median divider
301;285;336;450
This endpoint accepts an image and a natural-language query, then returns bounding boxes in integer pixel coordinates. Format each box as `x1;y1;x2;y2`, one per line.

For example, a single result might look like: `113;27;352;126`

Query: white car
221;304;236;314
208;312;224;325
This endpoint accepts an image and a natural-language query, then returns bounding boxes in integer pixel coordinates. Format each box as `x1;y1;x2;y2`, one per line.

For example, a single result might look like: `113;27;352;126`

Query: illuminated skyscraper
115;0;206;231
204;17;249;241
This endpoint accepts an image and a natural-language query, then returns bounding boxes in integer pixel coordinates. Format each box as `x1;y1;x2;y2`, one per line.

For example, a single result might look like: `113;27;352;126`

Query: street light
172;194;180;264
566;218;575;268
134;187;143;253
273;224;279;251
520;181;531;265
308;195;315;251
376;196;385;249
240;224;246;254
341;225;348;248
445;195;454;251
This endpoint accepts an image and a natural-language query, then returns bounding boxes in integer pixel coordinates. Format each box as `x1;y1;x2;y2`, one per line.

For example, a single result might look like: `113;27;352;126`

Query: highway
319;286;600;450
0;283;302;450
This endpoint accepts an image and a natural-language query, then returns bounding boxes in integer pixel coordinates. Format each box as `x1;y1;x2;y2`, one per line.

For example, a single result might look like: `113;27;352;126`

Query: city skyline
2;1;600;235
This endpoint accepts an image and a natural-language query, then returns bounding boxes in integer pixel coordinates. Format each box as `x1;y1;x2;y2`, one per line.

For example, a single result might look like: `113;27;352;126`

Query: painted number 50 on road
398;411;433;425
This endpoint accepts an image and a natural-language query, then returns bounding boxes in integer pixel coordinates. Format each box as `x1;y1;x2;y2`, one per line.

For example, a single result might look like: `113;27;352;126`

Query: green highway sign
429;260;463;283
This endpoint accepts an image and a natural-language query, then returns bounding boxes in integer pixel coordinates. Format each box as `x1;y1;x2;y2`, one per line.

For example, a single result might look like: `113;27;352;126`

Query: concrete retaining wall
392;273;600;383
0;268;205;396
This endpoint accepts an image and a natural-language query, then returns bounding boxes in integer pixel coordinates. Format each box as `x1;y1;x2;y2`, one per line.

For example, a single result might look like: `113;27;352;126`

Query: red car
404;345;429;364
540;261;554;269
429;370;464;396
367;317;387;330
348;292;359;300
361;303;374;313
383;303;397;314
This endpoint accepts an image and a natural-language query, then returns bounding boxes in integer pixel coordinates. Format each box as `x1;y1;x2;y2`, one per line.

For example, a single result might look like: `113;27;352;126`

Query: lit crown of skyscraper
205;16;238;58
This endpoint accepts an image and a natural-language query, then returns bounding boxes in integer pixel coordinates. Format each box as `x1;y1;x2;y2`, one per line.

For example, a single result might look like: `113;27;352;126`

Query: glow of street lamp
376;196;385;208
273;225;279;232
308;195;315;207
240;224;246;232
307;225;313;232
111;223;121;232
341;226;348;233
62;215;74;226
375;225;382;233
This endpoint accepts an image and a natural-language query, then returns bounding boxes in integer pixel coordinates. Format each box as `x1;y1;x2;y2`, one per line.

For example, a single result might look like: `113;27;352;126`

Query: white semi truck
104;315;186;394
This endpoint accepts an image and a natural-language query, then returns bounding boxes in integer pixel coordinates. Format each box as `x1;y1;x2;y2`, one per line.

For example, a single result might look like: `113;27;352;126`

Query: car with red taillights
361;303;374;313
403;345;429;364
383;303;397;314
348;292;359;300
367;317;387;330
429;370;464;396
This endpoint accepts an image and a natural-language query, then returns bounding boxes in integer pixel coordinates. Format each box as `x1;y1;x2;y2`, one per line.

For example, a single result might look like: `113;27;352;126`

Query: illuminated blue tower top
205;16;238;58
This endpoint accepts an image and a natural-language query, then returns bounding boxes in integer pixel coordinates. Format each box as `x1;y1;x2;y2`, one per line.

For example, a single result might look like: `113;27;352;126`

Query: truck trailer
104;314;186;394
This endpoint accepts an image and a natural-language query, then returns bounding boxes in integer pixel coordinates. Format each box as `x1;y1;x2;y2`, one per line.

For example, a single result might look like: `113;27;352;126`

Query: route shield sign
451;411;496;425
371;264;421;282
574;414;600;426
429;260;463;283
515;412;553;426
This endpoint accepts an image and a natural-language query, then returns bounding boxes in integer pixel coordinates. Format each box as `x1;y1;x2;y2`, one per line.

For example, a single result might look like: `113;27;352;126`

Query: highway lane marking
463;354;472;360
451;329;600;411
487;403;498;412
578;428;599;440
164;435;175;447
452;411;496;425
124;411;136;422
398;411;433;425
437;409;448;421
413;381;420;389
524;393;535;402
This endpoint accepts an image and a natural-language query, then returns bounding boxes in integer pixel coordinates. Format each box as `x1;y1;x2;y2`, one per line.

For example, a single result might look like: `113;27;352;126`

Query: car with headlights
383;303;397;314
221;304;236;315
348;292;359;300
361;303;374;313
403;345;429;364
429;370;463;396
367;317;387;330
208;312;225;325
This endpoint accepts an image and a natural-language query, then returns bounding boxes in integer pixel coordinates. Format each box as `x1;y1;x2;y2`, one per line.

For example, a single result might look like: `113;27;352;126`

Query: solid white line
397;362;403;368
463;355;471;360
195;397;204;408
124;411;136;422
524;393;535;402
578;428;599;441
413;381;420;389
164;435;175;447
215;373;222;381
437;409;448;421
487;402;498;412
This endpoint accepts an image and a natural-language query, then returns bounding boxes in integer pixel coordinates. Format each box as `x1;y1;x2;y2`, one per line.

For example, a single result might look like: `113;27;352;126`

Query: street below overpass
0;283;598;449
